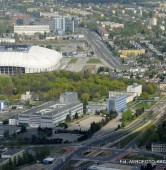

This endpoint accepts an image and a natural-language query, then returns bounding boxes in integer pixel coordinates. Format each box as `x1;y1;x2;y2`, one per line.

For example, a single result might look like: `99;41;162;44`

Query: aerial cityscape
0;0;166;170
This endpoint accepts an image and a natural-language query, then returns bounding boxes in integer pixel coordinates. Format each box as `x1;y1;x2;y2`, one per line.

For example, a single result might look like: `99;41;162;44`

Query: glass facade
107;95;127;113
0;66;25;75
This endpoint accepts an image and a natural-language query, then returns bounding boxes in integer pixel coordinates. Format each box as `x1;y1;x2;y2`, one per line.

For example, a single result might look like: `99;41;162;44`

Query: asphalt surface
82;28;126;70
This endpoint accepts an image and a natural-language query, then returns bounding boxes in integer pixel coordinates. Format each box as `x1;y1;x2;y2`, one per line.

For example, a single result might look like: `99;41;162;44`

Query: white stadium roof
0;46;62;73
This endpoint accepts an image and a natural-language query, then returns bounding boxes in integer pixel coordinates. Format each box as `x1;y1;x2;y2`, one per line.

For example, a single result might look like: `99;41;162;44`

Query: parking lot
68;115;104;131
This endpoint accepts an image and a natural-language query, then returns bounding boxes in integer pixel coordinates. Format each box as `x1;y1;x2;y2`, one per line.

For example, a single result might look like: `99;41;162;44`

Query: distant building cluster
18;92;83;128
107;83;142;113
13;14;78;35
99;21;124;29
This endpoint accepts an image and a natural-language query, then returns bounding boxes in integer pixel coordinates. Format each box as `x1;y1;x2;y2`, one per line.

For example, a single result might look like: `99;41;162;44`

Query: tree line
0;70;158;103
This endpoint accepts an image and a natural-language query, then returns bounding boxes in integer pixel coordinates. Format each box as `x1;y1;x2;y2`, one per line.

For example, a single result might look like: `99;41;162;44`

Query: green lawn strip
68;58;78;64
87;58;101;64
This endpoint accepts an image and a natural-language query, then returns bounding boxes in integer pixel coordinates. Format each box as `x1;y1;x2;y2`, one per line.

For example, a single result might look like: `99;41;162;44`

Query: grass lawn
87;58;101;64
135;101;156;110
124;153;164;160
114;131;141;149
82;65;96;73
68;58;78;64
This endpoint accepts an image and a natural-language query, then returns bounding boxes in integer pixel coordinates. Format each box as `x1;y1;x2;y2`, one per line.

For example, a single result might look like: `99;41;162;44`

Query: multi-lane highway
47;98;166;170
82;29;126;70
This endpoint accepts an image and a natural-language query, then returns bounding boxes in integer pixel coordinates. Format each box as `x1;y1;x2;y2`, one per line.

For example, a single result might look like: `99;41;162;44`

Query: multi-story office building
18;92;83;128
107;92;127;113
53;15;78;34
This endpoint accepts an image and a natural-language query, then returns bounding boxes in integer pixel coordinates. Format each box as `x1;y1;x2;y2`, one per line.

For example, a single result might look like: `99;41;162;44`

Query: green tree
4;129;9;138
74;112;79;119
81;93;89;114
20;125;27;133
46;44;52;49
122;110;132;123
66;114;71;122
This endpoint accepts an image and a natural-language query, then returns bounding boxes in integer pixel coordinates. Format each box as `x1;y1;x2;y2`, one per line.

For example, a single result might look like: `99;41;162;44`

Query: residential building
127;83;142;97
159;81;166;91
151;143;166;153
97;26;109;38
14;25;50;35
71;16;79;33
120;49;145;58
53;16;65;34
150;17;157;26
53;15;79;34
18;92;83;128
107;92;127;113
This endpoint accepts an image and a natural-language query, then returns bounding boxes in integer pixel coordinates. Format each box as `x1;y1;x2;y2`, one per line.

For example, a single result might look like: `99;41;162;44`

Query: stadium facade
0;46;62;74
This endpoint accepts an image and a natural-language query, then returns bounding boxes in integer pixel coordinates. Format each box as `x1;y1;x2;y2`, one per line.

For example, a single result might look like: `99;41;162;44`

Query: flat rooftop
2;149;24;156
109;92;126;99
19;101;81;117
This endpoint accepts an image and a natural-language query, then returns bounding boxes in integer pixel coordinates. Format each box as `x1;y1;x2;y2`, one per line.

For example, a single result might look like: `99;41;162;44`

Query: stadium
0;45;63;74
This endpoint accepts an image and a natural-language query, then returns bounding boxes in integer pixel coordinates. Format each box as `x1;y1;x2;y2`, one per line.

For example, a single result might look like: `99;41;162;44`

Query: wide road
82;28;126;70
47;98;166;170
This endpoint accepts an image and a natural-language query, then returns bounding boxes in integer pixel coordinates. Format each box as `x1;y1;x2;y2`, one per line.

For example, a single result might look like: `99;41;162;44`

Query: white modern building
9;119;17;125
108;83;142;109
0;46;62;74
21;91;32;101
18;92;83;128
127;83;142;97
14;25;50;35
